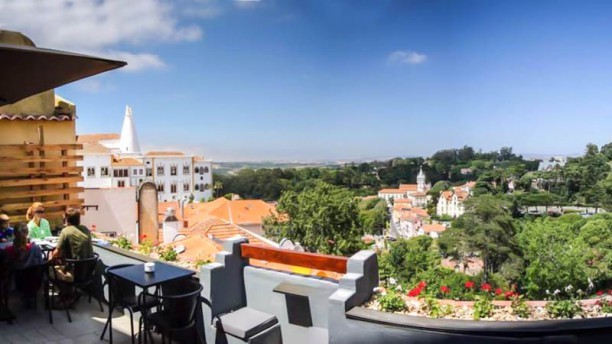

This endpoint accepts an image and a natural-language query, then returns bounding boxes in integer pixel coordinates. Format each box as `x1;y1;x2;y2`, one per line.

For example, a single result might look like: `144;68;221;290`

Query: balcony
2;240;611;344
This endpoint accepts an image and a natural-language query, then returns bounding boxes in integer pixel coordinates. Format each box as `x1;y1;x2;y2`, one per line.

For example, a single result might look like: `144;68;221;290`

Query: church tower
119;105;141;156
417;166;426;192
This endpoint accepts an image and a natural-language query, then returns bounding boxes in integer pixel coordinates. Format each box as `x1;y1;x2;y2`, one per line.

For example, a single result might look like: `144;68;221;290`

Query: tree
382;236;440;283
449;195;518;280
213;180;223;198
264;181;365;255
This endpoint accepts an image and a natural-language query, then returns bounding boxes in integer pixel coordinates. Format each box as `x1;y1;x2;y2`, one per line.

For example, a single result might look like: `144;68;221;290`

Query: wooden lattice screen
0;142;84;224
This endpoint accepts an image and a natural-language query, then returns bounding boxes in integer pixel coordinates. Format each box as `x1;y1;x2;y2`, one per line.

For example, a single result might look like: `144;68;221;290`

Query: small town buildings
538;156;567;171
377;167;431;207
436;181;476;218
78;106;213;203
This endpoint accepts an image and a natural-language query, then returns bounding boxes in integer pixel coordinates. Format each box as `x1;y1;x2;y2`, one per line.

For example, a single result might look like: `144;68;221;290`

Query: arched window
204;183;210;190
200;183;204;191
203;167;209;174
195;184;199;191
194;167;199;174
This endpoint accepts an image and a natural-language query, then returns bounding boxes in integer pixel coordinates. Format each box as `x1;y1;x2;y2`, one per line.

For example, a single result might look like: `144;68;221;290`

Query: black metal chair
48;252;103;323
139;280;203;344
13;262;46;310
100;264;160;344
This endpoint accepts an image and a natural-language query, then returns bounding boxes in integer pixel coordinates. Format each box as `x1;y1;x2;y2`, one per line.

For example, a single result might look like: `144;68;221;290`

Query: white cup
144;262;155;273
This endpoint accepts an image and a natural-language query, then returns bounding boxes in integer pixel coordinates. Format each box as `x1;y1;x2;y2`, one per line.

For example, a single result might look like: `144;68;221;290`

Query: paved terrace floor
0;294;163;344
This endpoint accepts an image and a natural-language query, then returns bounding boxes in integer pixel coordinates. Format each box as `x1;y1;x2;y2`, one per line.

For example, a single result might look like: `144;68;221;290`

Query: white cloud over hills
388;50;427;65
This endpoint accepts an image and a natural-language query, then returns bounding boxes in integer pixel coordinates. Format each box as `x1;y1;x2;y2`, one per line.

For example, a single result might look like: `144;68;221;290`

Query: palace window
194;167;199;174
146;168;152;177
118;180;125;187
195;184;199;191
101;167;109;177
157;183;165;192
203;167;209;174
113;169;128;177
204;183;210;190
170;165;177;176
183;182;190;192
87;167;95;177
183;165;190;174
170;183;177;193
133;169;138;175
157;166;165;176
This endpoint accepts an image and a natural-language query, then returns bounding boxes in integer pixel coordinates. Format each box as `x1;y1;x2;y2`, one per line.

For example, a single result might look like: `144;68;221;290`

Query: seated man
0;214;14;242
49;207;94;304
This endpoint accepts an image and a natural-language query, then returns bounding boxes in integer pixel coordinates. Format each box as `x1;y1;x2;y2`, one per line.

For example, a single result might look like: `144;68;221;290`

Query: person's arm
50;230;67;262
43;219;52;238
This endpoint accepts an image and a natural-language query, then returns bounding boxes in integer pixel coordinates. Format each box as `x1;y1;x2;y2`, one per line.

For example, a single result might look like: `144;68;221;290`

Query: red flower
465;281;475;289
418;281;427;289
495;288;503;296
597;290;604;296
141;234;147;239
504;291;517;299
440;286;450;294
481;283;492;292
408;286;423;297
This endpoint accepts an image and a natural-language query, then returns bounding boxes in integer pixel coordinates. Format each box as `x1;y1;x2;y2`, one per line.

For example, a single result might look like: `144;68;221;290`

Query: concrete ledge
346;307;612;337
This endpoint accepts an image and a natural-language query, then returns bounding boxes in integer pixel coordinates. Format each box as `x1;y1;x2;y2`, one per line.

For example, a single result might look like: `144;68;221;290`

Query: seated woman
6;223;45;308
26;202;52;240
5;223;44;269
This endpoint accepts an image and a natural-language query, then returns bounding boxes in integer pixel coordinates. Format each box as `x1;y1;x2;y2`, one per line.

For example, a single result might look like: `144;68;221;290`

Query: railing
240;243;348;274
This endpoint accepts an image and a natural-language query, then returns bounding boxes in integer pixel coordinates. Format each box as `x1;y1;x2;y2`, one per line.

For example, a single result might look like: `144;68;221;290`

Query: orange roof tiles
399;184;418;191
82;142;111;154
145;151;184;156
394;198;412;204
423;223;446;233
204;223;266;246
441;190;453;200
378;188;403;194
77;133;120;143
410;207;430;218
167;234;221;262
112;157;143;166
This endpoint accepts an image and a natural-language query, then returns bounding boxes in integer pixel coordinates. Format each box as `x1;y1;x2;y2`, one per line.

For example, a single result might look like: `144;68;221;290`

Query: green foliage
444;195;518;280
195;258;212;269
378;291;406;312
546;300;583;319
158;246;178;262
597;299;612;313
264;181;365;255
511;295;531;318
358;198;388;235
111;236;132;250
383;236;440;283
424;297;453;318
473;296;494;320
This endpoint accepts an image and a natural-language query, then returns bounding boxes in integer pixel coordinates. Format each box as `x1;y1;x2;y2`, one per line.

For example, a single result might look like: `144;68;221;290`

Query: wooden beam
9;210;66;223
1;199;84;212
0;176;83;187
0;187;84;200
240;243;348;274
0;144;83;152
0;166;83;177
0;156;83;163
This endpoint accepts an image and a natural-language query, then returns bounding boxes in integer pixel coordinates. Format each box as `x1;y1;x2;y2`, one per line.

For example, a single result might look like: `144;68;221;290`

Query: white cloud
388;51;427;65
0;0;203;71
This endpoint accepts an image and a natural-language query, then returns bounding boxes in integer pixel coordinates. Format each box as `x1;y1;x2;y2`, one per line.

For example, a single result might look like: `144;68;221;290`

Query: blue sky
2;0;612;161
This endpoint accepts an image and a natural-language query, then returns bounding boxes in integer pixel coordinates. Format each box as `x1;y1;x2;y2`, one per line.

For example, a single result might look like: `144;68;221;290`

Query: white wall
81;187;138;240
79;154;113;188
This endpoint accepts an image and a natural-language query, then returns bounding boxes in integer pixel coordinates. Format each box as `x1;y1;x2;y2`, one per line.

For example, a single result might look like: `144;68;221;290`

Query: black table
105;262;195;344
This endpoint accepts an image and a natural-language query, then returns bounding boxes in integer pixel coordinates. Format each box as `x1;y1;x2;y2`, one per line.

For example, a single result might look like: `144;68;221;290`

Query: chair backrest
13;263;46;294
157;280;203;328
66;253;99;284
105;264;136;303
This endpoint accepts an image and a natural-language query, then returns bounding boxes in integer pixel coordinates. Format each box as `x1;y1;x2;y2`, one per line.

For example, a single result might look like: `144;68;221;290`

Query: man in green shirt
49;207;94;305
52;207;94;261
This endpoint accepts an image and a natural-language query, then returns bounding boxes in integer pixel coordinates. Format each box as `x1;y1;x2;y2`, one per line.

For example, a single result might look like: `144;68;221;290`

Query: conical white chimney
120;105;141;155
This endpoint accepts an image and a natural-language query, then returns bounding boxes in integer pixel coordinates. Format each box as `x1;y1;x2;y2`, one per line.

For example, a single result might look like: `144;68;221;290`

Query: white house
377;167;431;206
78;106;214;202
436;181;475;218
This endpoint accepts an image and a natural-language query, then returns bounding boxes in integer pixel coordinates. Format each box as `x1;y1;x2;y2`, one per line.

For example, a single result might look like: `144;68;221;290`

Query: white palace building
78;106;213;203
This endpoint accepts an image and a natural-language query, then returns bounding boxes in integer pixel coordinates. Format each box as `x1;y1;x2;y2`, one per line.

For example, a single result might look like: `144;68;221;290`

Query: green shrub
597;299;612;313
158;246;178;262
545;300;583;319
378;291;406;313
111;236;132;250
195;259;212;269
424;297;453;318
473;296;494;320
511;295;531;318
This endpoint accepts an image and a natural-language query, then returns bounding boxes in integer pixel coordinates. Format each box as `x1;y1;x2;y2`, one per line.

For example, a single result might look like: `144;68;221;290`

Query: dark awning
0;43;126;106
